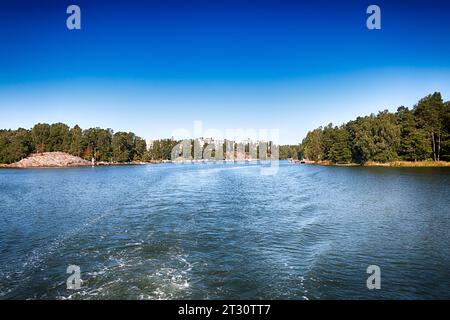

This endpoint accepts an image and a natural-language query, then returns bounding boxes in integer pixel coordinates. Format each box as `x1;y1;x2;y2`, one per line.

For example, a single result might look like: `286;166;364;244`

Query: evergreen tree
441;101;450;161
301;128;323;161
0;129;34;163
397;106;431;161
134;137;147;161
83;128;113;162
321;124;336;161
329;127;352;163
112;132;136;162
31;123;50;153
69;125;84;157
414;92;445;161
48;123;71;152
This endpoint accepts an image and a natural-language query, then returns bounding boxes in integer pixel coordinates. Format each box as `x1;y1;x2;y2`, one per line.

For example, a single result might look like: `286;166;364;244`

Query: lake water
0;161;449;299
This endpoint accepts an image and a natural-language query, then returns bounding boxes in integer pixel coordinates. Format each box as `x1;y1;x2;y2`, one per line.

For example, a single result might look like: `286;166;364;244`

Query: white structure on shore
145;139;154;151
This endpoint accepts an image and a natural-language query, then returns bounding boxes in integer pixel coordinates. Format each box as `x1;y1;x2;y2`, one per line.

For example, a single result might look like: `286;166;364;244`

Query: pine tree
330;127;352;164
414;92;445;161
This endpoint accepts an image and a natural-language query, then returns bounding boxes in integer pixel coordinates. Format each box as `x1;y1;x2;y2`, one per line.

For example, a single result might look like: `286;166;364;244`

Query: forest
0;123;179;164
297;92;450;164
1;92;449;164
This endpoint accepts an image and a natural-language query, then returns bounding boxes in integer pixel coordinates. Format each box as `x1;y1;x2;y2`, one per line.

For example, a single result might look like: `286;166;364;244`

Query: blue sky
1;0;450;144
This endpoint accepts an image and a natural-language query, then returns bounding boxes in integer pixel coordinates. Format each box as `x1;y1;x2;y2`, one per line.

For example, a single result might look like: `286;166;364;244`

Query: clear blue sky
1;0;450;144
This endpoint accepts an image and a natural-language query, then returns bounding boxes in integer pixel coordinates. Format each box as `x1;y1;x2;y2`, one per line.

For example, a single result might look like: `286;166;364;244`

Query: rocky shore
8;152;92;168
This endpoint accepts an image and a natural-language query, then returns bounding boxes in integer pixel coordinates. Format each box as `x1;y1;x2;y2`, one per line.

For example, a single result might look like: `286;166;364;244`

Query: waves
1;162;450;299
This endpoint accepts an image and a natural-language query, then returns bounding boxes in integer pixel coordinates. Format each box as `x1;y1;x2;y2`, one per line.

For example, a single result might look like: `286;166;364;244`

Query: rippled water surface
1;162;450;299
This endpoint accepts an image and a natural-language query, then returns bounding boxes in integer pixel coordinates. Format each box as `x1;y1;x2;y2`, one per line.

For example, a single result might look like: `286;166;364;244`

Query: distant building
146;139;154;151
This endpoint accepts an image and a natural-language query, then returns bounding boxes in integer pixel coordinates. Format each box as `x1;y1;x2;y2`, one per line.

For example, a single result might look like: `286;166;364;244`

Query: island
280;92;450;167
1;92;450;168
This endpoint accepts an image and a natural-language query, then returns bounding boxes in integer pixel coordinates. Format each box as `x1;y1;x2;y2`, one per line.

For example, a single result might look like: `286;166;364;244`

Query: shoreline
300;160;450;167
0;159;261;169
3;159;450;169
364;161;450;167
0;161;164;169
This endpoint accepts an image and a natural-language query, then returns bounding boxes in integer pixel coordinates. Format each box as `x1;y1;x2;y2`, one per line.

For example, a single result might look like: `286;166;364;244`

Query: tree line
299;92;450;164
0;123;273;164
2;92;448;164
279;145;302;160
0;123;179;164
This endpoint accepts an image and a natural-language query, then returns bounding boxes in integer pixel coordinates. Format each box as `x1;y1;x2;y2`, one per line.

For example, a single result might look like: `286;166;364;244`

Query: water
0;161;449;299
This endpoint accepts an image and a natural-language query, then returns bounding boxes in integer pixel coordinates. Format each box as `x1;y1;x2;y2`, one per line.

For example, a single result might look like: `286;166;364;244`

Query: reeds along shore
306;160;450;167
364;160;450;167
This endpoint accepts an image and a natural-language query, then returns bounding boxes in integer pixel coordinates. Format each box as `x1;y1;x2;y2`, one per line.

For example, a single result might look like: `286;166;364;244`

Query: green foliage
299;93;449;164
31;123;50;153
301;128;324;161
442;101;450;161
0;124;149;164
397;106;431;161
0;129;34;164
82;128;113;162
111;132;147;162
134;137;147;161
48;123;71;152
149;139;180;160
321;124;336;161
69;125;84;157
2;92;449;165
112;132;134;162
279;145;301;160
329;127;352;164
355;111;400;163
414;92;446;161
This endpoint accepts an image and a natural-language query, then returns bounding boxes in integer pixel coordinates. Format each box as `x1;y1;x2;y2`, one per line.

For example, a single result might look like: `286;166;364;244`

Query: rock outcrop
9;152;92;168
